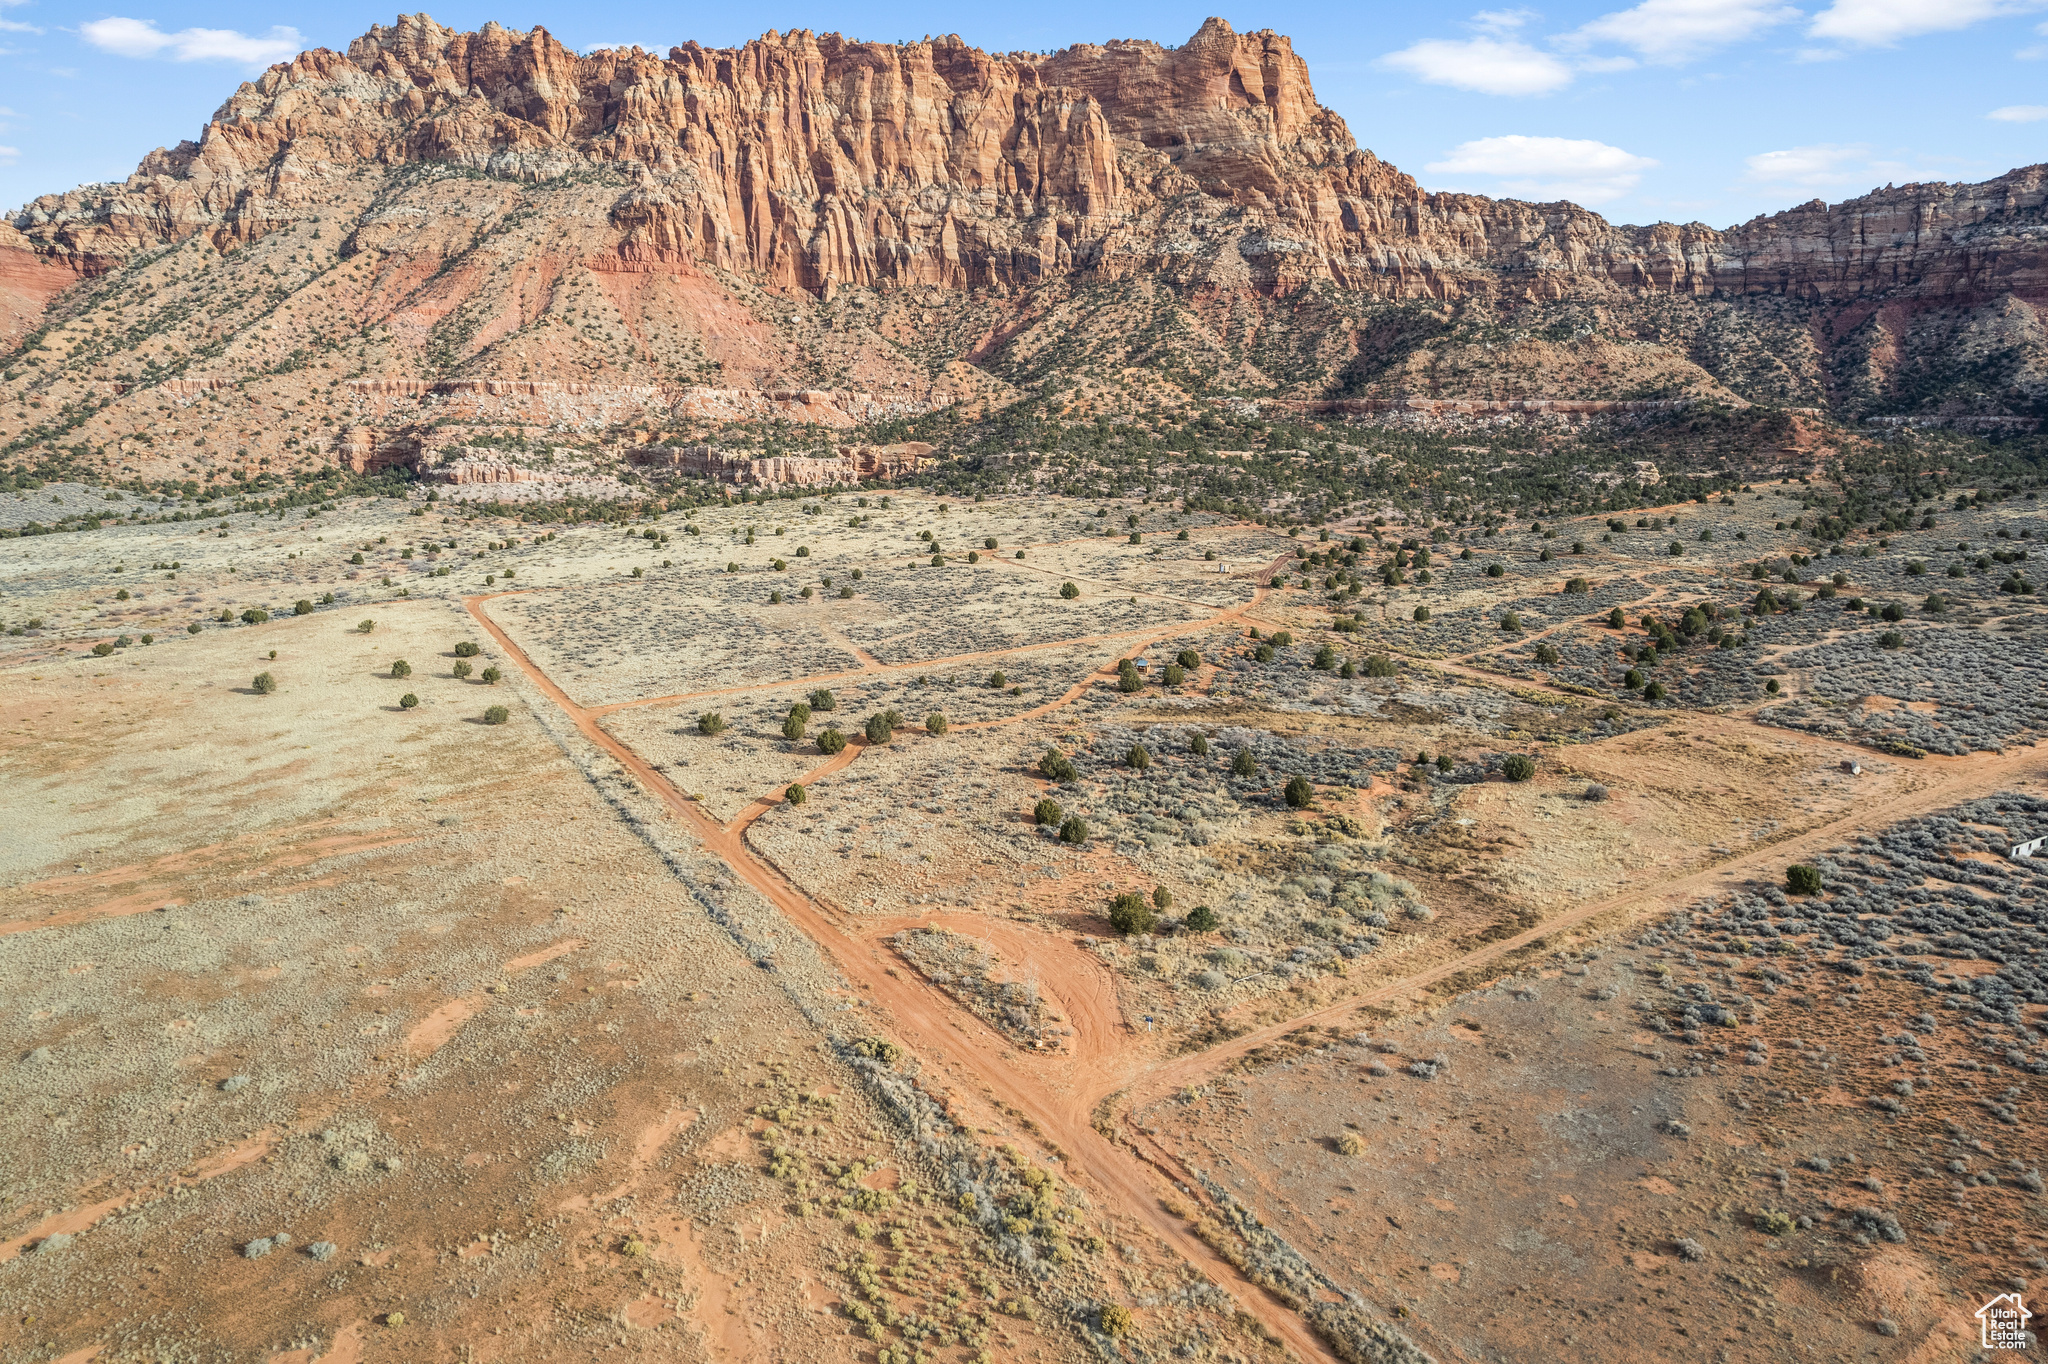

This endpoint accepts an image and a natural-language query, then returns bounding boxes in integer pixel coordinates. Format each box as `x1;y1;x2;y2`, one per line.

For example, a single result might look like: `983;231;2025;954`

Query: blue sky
1;0;2043;229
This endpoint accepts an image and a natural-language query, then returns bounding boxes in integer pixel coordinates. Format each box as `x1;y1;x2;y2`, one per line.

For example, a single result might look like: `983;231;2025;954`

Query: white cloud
0;145;18;165
1989;103;2048;119
1808;0;2048;47
0;18;41;32
1569;0;1800;63
1379;36;1575;95
80;16;301;64
1469;8;1540;35
1743;142;1872;186
1426;134;1659;202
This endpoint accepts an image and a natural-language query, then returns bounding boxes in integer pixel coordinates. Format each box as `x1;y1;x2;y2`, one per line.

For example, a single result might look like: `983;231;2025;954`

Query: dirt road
469;552;2043;1364
467;585;1345;1364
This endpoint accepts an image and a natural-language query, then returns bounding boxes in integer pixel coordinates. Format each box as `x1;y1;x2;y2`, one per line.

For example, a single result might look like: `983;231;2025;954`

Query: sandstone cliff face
11;13;2042;304
3;14;2045;424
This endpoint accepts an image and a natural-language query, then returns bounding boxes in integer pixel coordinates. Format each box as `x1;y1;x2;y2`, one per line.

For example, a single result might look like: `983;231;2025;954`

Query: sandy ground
4;483;2045;1364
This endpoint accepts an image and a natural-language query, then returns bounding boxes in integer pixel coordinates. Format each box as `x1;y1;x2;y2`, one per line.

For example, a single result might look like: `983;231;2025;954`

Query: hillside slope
2;14;2044;484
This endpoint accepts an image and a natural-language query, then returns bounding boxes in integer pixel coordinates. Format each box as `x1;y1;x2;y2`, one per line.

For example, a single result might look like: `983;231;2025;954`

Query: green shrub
248;671;276;694
1501;754;1536;782
783;712;807;741
1436;753;1454;773
1765;678;1781;694
1535;643;1560;664
454;641;480;658
790;701;811;723
1183;904;1218;932
1100;1304;1133;1337
926;711;947;735
1645;680;1667;700
187;623;203;635
1191;734;1210;756
1879;630;1904;649
1059;816;1089;845
391;659;412;678
1564;577;1589;594
1879;602;1905;622
484;704;510;725
399;692;419;710
89;640;114;657
785;783;807;805
1313;644;1338;670
1040;747;1078;782
1786;863;1823;895
1116;662;1145;693
1162;663;1186;685
1365;653;1397;678
1413;605;1431;622
482;666;501;684
1107;893;1156;936
294;599;314;616
1231;748;1257;777
1177;649;1202;670
818;728;847;755
810;688;837;712
1127;743;1151;770
1486;562;1505;577
698;712;725;735
1500;612;1521;631
358;620;375;633
1059;581;1079;599
241;608;269;625
1283;775;1313;808
1033;797;1063;826
864;712;895;744
988;670;1007;688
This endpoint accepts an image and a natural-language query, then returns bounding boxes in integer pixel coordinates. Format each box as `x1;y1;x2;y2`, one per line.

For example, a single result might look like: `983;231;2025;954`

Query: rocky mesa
2;12;2045;479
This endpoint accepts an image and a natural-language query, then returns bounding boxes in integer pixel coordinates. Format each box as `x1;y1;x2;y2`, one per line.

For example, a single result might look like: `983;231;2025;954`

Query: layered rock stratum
3;13;2044;481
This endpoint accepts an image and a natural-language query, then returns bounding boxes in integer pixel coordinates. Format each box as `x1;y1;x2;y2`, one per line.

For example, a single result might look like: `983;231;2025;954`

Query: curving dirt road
466;582;1346;1363
467;536;2044;1364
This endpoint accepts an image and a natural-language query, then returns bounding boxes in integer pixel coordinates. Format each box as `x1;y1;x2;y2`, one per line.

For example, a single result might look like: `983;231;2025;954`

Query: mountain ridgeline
2;12;2045;434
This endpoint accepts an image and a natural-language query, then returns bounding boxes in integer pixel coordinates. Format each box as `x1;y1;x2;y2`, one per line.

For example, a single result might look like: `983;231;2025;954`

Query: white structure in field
2011;836;2046;861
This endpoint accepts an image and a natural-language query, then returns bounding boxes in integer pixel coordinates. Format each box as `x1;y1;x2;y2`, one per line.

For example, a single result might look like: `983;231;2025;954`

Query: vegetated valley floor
1;481;2044;1364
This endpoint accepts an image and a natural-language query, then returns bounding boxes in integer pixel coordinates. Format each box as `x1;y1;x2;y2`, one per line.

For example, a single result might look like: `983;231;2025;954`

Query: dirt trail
464;547;2038;1364
856;911;1130;1076
467;589;1343;1364
1120;737;2048;1114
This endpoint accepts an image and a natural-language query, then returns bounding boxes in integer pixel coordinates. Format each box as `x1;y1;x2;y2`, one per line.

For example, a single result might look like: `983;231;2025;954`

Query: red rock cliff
8;13;2040;308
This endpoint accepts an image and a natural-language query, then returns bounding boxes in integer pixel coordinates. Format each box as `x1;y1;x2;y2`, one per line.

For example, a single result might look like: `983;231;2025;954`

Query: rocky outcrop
630;441;930;486
2;15;2044;427
7;14;2042;308
337;425;423;474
